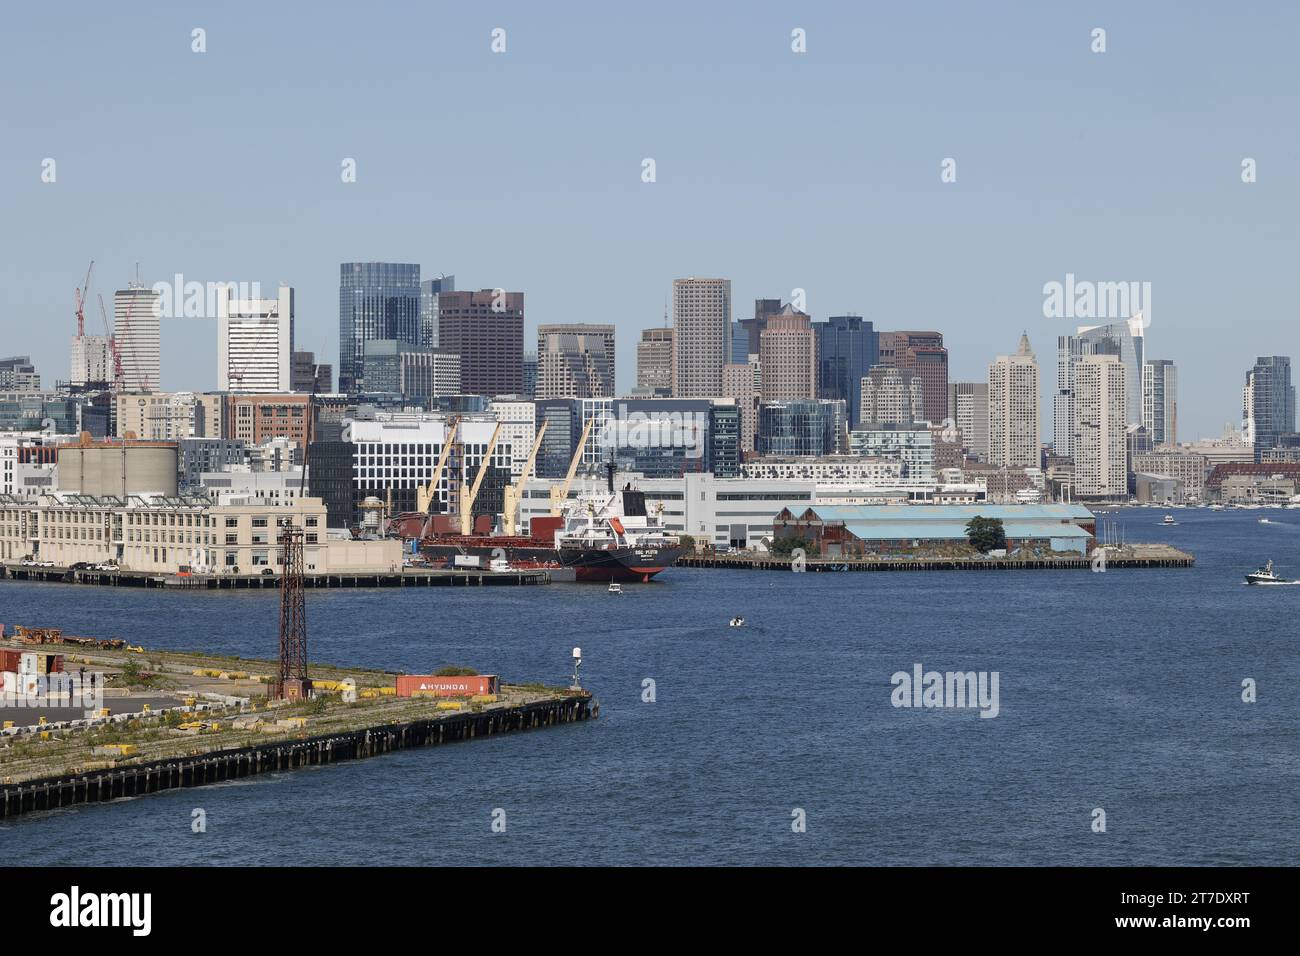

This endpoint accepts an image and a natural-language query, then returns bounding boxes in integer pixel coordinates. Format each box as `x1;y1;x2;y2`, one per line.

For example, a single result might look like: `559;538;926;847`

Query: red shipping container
395;674;499;698
0;650;22;672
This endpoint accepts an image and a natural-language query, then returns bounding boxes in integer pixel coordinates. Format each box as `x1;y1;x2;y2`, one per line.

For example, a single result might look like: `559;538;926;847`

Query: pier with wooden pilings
0;693;594;820
677;546;1194;572
0;564;551;589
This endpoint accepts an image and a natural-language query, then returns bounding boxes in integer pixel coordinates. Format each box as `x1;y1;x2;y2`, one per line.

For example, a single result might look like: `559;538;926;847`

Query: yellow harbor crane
460;421;503;536
416;416;460;515
549;416;596;517
501;421;549;537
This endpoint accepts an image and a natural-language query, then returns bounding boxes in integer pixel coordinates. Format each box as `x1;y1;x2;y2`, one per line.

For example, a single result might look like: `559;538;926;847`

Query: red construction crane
97;294;124;390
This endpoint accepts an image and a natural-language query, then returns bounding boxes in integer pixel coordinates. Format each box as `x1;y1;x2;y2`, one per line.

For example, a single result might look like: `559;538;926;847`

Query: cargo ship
389;482;683;583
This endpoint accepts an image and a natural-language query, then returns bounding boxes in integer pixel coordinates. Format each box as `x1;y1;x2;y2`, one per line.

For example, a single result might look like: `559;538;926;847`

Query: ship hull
418;539;682;582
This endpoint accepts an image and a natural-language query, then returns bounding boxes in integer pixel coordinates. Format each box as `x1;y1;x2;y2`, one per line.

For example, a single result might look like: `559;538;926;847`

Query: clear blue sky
2;1;1296;440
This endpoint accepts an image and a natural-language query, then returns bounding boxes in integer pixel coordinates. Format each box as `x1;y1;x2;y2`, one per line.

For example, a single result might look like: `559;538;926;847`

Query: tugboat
1245;560;1283;585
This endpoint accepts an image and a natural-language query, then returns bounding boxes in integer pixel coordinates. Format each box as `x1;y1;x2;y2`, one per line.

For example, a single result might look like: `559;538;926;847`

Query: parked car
19;558;37;567
94;563;120;572
37;560;55;568
260;567;276;577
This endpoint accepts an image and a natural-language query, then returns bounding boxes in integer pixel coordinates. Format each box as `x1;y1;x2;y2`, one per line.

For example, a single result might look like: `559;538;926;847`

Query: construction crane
73;261;94;339
459;421;503;536
97;295;124;390
501;421;548;536
415;416;460;535
549;416;596;516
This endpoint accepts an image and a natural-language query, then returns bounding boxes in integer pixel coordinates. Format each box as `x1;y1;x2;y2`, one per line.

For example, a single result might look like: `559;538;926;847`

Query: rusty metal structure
274;525;311;701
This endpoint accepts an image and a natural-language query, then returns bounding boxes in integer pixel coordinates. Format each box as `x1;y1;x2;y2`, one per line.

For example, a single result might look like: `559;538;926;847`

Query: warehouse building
772;503;1096;556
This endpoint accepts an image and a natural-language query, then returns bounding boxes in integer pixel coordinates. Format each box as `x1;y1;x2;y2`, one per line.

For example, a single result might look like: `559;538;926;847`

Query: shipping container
452;554;483;569
0;650;21;672
395;674;499;698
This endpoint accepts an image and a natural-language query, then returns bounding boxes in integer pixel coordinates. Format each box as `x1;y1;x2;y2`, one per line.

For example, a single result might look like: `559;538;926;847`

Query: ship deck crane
501;420;548;536
550;416;596;516
460;421;503;536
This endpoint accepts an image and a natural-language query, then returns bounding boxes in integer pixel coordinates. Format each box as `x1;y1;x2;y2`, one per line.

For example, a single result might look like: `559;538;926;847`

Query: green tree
965;516;1007;554
677;534;696;554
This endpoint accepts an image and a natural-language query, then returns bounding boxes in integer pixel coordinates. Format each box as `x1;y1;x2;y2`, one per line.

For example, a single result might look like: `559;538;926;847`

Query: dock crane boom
459;421;503;536
501;420;549;536
416;416;459;530
549;415;596;516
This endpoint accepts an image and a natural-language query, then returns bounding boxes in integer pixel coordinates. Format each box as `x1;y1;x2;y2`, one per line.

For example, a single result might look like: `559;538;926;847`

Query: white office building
114;285;162;391
1074;354;1127;497
218;286;294;392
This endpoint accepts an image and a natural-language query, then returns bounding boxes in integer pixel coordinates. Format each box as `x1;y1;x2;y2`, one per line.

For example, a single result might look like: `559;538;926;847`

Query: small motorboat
608;582;623;594
1259;518;1271;524
1161;514;1177;526
1245;561;1283;585
728;616;745;628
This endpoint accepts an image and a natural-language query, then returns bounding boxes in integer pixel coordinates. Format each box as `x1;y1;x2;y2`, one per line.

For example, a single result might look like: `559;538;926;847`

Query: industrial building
773;503;1096;556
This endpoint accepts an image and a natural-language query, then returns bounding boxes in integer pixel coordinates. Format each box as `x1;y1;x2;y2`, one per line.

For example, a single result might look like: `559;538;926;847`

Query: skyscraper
879;331;948;424
535;324;616;400
1074;354;1127;497
987;333;1040;468
1141;359;1177;447
815;314;878;428
338;262;421;394
859;366;923;426
949;382;990;461
419;273;455;349
738;298;783;360
436;289;524;396
722;358;761;454
291;351;332;394
114;284;161;392
636;328;674;396
758;304;816;402
218;285;293;393
672;278;730;397
1246;356;1295;460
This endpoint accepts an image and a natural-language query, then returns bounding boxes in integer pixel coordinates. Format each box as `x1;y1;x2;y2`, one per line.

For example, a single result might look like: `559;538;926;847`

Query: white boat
1161;514;1177;526
728;616;745;628
607;582;623;594
1245;560;1283;585
1259;518;1271;524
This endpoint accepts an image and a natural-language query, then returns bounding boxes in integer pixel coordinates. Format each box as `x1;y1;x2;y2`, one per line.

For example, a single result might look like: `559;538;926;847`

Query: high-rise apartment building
672;278;730;397
879;331;947;424
758;305;816;402
70;336;113;387
636;328;674;396
1246;356;1295;460
436;289;525;396
1141;359;1177;447
218;285;293;392
815;314;878;428
536;324;616;400
1074;354;1127;497
114;285;161;391
948;382;989;461
338;262;421;394
722;358;761;455
987;333;1041;469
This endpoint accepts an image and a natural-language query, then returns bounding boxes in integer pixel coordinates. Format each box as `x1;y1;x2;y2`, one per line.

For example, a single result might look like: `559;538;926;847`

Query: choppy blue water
3;508;1298;865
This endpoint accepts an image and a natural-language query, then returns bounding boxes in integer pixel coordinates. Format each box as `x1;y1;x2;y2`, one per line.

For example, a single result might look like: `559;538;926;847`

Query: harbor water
3;508;1298;865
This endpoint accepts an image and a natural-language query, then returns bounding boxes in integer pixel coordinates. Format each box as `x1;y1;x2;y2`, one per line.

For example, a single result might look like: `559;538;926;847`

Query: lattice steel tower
275;524;311;700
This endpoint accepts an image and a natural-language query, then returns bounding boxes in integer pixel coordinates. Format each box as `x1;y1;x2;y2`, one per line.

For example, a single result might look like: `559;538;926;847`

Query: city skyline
3;3;1298;440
